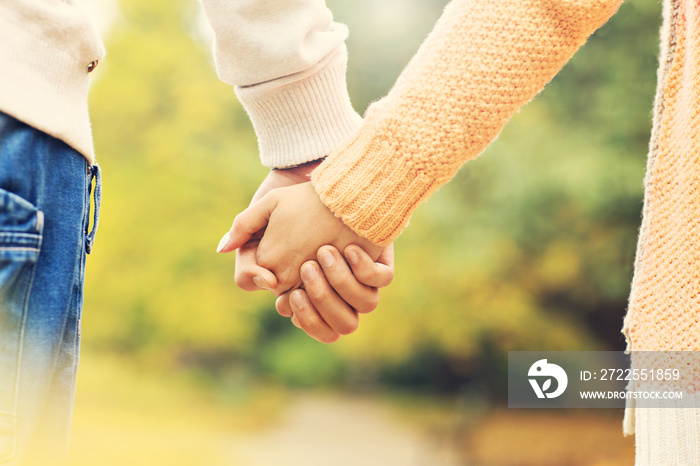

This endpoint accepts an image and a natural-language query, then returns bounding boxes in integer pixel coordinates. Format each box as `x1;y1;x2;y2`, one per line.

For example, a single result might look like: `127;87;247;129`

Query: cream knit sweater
0;0;361;168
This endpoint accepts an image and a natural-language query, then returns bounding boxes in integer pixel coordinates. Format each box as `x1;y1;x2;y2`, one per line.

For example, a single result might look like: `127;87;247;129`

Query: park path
229;395;462;466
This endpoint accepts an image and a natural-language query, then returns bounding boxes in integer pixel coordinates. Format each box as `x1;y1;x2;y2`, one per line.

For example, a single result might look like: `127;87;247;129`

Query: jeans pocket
0;188;42;462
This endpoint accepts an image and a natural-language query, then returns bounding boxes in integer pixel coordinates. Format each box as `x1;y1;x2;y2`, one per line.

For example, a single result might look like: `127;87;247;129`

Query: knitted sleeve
311;0;623;246
199;0;362;168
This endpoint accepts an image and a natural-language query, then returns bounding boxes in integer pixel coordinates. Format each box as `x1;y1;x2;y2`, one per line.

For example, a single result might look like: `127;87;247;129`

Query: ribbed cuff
235;46;362;169
311;126;437;247
631;392;700;465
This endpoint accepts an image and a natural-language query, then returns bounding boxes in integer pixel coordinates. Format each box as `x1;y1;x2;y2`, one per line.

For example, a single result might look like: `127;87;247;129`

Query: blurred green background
69;0;661;464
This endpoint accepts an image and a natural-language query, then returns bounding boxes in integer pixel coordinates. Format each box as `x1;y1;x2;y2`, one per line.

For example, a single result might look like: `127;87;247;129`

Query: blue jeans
0;113;100;465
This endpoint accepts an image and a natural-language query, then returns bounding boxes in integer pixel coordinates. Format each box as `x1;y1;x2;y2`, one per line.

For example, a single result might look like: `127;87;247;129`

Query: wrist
273;158;325;183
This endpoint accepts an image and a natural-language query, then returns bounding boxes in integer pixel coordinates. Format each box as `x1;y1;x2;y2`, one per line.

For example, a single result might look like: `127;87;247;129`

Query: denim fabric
0;113;100;465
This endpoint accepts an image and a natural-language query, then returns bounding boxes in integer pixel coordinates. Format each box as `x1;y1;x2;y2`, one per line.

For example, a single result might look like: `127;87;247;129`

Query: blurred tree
84;0;662;397
86;0;271;356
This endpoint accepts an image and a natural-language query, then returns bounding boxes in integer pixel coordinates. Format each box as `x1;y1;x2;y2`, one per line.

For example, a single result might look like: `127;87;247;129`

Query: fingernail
216;231;231;253
290;290;304;310
253;275;270;290
345;247;359;265
301;262;317;282
318;248;335;268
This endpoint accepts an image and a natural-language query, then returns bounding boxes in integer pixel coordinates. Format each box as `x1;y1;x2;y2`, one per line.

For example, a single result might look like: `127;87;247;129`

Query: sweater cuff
631;392;700;464
235;46;362;169
311;126;438;247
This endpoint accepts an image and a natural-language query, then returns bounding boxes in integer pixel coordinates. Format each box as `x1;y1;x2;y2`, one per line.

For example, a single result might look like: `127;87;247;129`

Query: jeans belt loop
86;164;102;254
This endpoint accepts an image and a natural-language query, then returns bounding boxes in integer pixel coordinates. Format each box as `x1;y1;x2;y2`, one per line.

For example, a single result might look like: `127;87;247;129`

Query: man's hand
218;162;394;342
221;182;383;293
223;161;322;292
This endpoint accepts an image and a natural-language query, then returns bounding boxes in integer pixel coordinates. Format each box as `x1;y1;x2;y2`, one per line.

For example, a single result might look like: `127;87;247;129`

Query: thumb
216;192;279;253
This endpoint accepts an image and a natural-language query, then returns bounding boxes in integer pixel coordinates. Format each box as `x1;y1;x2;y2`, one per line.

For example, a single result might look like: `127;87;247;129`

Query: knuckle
306;282;330;302
234;269;252;290
275;271;301;297
357;292;380;314
232;214;246;233
297;312;328;337
335;318;359;336
263;189;279;201
316;332;340;344
355;267;377;285
255;248;273;269
234;269;245;286
275;268;291;285
298;312;319;330
382;269;395;287
361;266;393;288
330;271;353;291
384;272;394;287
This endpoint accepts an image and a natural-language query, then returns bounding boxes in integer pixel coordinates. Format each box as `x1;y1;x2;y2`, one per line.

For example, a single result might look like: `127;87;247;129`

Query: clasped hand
218;166;392;343
223;182;382;292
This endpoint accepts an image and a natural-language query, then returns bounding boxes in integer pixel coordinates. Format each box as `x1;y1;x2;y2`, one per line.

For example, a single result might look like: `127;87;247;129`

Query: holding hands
220;182;382;292
217;164;392;343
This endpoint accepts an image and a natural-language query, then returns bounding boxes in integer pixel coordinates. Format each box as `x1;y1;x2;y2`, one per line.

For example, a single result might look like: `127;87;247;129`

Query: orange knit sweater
312;0;699;356
623;0;700;355
621;3;700;452
312;0;624;246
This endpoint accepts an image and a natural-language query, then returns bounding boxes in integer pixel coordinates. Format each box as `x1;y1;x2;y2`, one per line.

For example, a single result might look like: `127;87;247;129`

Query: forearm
312;0;623;246
199;0;362;168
